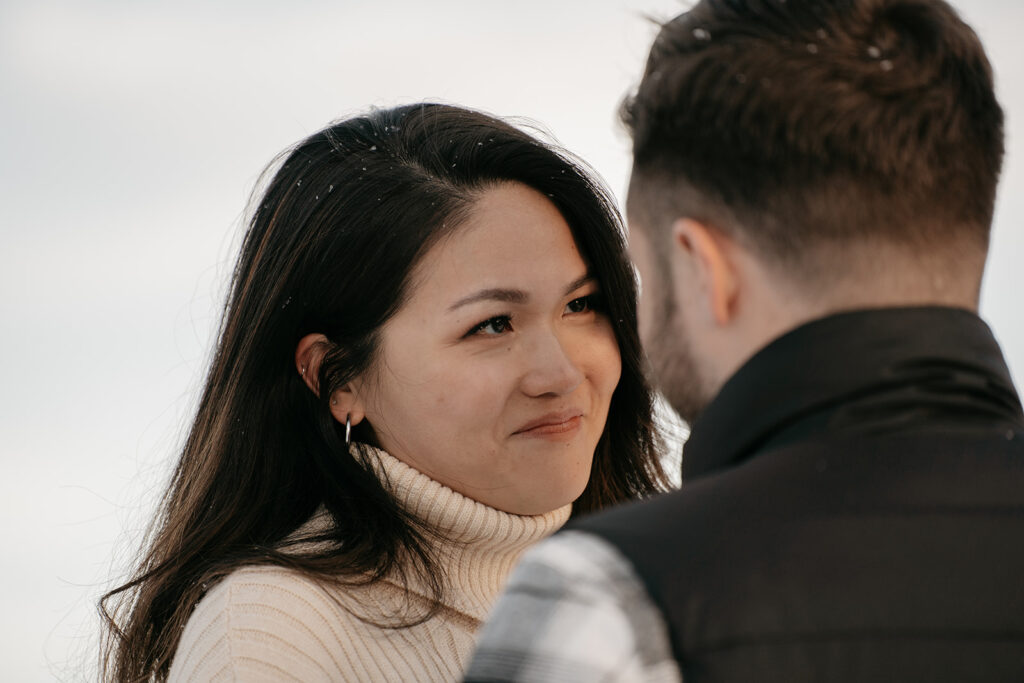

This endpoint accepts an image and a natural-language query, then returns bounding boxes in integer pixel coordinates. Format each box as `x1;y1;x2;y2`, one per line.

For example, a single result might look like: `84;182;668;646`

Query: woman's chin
489;465;594;517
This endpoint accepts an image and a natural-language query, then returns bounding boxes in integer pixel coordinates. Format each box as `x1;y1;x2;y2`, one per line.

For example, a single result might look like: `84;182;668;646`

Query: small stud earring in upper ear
301;365;306;376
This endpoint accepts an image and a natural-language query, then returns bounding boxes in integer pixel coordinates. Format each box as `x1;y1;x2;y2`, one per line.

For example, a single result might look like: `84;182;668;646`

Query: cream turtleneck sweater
168;445;571;682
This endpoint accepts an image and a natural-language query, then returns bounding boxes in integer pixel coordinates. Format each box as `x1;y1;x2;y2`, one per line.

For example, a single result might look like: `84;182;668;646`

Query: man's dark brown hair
624;0;1004;284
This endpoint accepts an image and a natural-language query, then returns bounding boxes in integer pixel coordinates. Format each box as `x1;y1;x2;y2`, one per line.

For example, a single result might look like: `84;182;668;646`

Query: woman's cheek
580;321;622;394
430;357;514;425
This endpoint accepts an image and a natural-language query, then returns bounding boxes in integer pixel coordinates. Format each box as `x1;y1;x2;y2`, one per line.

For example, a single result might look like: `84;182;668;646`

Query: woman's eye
467;315;513;337
565;294;600;314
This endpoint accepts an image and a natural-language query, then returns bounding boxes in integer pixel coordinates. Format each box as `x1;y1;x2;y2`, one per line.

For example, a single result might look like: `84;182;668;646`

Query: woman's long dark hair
100;103;669;682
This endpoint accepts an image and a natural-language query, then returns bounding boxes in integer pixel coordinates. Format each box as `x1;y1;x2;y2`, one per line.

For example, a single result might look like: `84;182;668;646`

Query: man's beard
644;283;712;427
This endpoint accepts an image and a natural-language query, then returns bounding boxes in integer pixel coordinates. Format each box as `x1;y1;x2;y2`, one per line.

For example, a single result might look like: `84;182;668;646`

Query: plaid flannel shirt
465;530;683;682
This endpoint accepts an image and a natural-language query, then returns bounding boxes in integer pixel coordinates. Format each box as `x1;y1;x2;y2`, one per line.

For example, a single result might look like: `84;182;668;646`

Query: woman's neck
360;443;572;621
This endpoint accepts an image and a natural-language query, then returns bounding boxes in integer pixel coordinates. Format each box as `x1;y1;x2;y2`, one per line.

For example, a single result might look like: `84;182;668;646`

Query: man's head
625;0;1004;423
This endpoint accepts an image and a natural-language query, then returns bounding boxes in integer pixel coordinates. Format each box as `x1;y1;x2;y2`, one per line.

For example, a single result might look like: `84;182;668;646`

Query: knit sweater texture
167;445;571;682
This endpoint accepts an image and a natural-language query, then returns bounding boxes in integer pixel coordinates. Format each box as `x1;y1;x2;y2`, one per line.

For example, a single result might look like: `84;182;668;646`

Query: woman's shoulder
168;565;385;682
194;564;344;617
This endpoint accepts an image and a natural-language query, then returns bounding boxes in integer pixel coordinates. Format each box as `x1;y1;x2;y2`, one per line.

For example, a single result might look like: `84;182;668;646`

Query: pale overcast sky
1;1;1020;679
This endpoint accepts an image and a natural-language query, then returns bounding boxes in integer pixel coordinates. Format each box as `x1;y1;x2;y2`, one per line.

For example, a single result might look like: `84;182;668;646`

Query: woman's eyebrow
448;288;528;311
563;273;594;296
447;273;594;312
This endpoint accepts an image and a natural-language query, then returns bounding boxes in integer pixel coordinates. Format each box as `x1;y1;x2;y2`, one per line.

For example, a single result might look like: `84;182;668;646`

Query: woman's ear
295;333;329;395
326;383;366;429
672;218;740;326
295;333;367;428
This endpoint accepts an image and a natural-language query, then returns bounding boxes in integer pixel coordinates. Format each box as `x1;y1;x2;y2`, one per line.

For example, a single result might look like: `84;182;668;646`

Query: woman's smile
512;410;585;438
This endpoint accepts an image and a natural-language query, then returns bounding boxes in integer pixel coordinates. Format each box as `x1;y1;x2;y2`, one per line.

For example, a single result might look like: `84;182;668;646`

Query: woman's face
350;182;621;515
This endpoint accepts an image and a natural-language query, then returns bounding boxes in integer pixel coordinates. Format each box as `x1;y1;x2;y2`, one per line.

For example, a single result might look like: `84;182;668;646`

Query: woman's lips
513;411;584;437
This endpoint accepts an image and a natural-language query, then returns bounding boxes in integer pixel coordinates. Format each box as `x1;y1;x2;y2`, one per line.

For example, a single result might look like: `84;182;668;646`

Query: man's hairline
624;169;988;312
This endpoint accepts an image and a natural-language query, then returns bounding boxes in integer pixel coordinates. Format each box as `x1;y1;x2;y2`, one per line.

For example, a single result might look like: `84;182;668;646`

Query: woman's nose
519;333;585;398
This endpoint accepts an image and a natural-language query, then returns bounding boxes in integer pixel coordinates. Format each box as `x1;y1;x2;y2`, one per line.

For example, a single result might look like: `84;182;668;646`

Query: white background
1;1;1020;679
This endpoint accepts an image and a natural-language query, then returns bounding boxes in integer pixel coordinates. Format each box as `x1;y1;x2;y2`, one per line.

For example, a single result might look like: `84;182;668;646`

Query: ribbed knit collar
352;444;571;624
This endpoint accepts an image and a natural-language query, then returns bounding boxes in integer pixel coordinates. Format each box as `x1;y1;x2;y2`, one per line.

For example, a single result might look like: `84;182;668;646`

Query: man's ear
672;218;740;326
295;333;367;427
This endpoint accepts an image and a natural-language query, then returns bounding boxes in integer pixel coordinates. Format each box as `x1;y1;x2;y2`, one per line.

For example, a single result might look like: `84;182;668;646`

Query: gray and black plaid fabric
466;530;682;682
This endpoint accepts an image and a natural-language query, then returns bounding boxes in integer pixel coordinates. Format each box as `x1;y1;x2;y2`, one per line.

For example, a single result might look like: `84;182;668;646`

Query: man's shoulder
567;446;775;539
572;429;1024;559
465;530;683;683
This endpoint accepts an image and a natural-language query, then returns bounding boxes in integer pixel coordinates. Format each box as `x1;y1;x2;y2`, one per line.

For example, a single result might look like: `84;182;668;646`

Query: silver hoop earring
345;413;352;446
